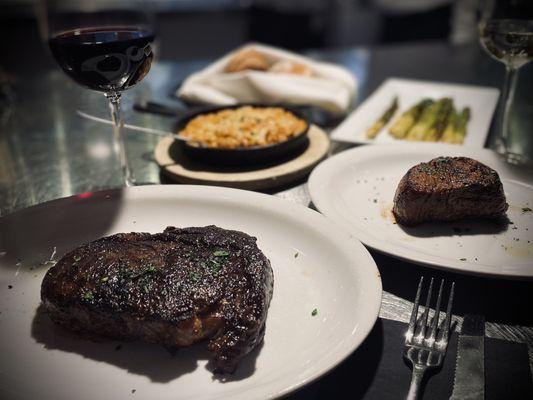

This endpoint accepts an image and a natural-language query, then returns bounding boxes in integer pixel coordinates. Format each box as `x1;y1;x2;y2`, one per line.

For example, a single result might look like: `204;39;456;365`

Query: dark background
0;0;471;72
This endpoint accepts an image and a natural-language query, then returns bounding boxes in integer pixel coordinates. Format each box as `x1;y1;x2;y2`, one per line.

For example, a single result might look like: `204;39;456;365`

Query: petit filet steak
40;225;273;374
392;157;508;226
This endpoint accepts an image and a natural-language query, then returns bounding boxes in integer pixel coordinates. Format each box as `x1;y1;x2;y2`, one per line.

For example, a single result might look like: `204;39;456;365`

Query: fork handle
406;364;427;400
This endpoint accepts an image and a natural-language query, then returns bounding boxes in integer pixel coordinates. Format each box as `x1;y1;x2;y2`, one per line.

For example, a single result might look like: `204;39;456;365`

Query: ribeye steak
41;225;273;374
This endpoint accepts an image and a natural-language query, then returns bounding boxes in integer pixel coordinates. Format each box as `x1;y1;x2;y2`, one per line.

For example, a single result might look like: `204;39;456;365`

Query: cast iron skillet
173;104;310;166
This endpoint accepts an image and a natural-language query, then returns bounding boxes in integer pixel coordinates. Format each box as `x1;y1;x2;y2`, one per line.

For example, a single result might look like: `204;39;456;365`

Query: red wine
49;28;155;92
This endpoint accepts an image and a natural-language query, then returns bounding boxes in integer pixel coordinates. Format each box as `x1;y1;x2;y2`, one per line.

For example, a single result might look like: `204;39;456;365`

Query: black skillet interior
173;104;311;166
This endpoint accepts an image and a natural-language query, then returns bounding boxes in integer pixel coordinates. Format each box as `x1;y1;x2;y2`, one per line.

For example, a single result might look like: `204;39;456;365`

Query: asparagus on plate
441;108;458;143
406;98;450;141
389;99;432;139
424;98;453;141
441;107;470;144
365;96;399;139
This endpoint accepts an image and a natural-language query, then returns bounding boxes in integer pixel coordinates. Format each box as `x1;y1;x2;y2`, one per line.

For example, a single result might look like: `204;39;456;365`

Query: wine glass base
503;152;526;165
493;138;530;165
494;137;507;155
124;178;136;187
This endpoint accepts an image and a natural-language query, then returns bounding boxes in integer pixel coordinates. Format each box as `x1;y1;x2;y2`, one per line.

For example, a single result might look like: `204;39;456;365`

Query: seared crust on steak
392;157;508;226
40;226;273;374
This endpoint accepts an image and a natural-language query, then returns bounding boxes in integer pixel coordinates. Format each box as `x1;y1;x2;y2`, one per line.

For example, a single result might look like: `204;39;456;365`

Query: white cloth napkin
177;43;357;116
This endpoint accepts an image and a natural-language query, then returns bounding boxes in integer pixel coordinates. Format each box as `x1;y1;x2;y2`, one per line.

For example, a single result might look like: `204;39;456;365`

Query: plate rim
0;184;382;400
308;142;533;279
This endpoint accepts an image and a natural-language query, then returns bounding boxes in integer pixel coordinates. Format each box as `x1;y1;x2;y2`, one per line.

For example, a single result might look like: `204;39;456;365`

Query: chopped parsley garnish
101;276;109;282
119;270;133;280
522;207;532;214
188;272;201;283
142;284;151;294
209;259;221;273
73;255;82;262
84;291;94;300
294;252;299;258
459;258;467;261
213;250;230;257
311;308;318;316
125;266;158;280
146;265;156;273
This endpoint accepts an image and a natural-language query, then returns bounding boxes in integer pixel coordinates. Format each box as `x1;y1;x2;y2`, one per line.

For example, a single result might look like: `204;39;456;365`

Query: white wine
480;19;533;68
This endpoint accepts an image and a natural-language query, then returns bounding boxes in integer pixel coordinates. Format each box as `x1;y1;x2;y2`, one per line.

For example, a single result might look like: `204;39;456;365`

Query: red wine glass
40;1;155;186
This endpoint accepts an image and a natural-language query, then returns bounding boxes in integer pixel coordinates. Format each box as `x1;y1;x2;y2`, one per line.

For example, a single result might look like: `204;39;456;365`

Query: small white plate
0;185;381;400
331;78;500;147
308;143;533;278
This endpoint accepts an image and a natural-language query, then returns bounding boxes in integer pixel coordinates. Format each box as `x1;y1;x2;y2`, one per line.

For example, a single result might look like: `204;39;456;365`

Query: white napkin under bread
177;43;357;116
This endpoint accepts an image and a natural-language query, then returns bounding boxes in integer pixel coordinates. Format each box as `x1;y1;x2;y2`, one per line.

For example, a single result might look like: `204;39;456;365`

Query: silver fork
404;277;455;400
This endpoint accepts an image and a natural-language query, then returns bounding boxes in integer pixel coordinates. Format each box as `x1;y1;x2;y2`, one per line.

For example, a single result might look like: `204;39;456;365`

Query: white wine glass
478;0;533;164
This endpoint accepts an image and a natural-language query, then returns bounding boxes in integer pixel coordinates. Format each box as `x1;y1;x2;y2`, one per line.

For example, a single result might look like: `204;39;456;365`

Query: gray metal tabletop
1;41;532;370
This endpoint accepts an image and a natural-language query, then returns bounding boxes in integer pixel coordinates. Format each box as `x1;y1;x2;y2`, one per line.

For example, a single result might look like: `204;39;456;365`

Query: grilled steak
392;157;508;226
41;225;273;374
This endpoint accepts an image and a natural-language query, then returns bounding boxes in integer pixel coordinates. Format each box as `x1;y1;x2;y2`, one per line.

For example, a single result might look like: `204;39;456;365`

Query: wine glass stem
106;92;134;186
498;66;519;152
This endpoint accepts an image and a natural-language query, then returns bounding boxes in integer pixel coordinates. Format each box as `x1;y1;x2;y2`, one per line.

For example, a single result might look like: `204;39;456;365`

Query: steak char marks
41;226;273;374
392;157;508;226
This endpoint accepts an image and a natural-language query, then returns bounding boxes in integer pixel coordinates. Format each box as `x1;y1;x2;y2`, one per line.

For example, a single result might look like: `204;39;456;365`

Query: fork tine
428;279;444;343
418;277;434;339
404;280;454;400
437;282;455;346
406;276;424;343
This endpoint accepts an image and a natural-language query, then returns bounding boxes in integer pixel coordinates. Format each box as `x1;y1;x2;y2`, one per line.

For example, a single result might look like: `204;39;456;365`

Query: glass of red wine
41;1;155;186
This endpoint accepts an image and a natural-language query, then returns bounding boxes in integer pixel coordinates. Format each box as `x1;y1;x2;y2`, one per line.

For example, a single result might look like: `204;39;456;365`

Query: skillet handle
133;101;186;117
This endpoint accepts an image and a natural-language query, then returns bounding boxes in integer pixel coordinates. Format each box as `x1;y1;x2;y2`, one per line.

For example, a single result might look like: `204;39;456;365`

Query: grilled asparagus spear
406;98;449;141
365;96;399;139
389;99;432;139
441;108;458;143
424;98;453;141
455;107;470;143
441;107;470;144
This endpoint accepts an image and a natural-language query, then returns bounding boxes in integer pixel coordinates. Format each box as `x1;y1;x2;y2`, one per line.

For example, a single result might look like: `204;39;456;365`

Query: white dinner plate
308;143;533;278
331;78;500;147
0;185;381;400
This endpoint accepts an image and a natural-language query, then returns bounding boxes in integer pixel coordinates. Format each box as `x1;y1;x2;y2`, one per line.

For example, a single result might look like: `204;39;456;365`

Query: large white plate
0;185;381;400
331;78;500;147
308;143;533;278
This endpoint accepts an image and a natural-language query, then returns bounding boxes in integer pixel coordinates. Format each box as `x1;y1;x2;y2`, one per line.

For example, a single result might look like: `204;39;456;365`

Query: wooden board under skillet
154;124;330;190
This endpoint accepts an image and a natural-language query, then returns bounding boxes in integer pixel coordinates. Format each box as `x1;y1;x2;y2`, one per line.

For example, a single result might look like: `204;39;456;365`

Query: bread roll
269;60;313;76
224;49;270;73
